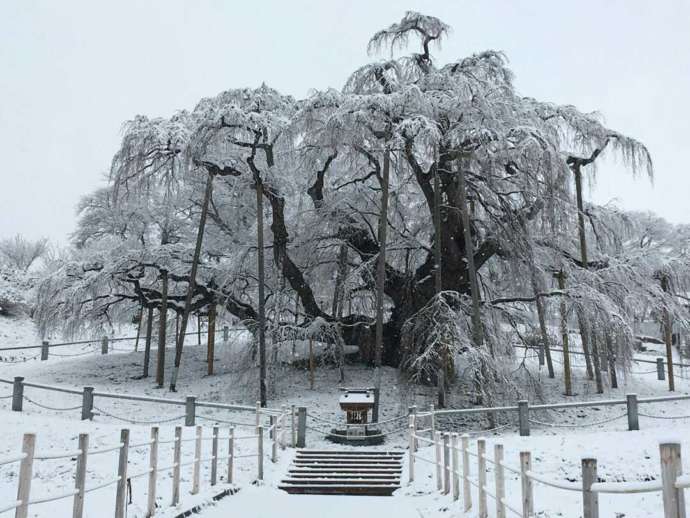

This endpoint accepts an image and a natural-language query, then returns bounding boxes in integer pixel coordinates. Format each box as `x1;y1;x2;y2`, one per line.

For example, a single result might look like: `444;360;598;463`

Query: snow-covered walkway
199;486;422;518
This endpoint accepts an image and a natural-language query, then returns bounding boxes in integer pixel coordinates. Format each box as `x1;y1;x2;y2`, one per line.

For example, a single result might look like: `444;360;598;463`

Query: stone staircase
278;449;403;496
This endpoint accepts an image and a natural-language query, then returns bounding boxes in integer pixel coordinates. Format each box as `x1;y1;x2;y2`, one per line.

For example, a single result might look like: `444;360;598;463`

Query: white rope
34;449;82;461
639;412;690;420
23;396;81;412
195;414;255;427
529;412;627;428
93;406;184;424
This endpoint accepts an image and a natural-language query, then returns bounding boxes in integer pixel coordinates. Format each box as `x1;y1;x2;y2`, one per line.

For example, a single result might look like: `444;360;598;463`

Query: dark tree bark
143;305;153;378
156;270;168;387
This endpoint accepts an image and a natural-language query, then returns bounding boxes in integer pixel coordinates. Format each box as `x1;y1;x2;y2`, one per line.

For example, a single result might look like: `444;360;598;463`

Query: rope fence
408;428;690;518
0;423;268;518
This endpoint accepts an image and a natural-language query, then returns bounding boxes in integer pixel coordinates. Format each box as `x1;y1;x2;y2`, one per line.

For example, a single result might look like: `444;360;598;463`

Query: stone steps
279;449;403;496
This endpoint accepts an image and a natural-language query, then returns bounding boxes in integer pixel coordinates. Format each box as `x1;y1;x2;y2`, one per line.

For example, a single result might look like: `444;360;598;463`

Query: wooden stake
147;427;158;518
72;433;89;518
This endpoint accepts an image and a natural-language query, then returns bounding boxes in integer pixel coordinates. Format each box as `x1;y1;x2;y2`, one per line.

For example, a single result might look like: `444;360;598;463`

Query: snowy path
199;486;423;518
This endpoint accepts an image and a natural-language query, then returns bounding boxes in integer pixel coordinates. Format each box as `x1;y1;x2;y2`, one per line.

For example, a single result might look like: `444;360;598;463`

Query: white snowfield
3;318;690;516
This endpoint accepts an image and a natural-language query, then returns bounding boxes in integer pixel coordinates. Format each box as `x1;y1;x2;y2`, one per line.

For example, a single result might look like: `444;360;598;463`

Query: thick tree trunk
605;333;618;389
156;270;168;388
457;159;483;348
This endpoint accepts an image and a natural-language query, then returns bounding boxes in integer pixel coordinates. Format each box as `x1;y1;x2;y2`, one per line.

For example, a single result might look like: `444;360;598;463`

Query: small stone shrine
327;388;383;445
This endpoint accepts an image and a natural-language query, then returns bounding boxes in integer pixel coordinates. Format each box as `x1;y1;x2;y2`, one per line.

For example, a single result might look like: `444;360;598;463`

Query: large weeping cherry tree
35;12;688;405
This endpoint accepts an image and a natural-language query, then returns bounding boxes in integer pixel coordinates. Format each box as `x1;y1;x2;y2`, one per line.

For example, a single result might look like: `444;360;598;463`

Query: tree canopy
36;12;689;399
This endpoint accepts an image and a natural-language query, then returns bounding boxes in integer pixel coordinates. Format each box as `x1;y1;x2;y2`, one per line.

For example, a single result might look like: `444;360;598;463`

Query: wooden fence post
478;438;487;518
81;387;94;421
72;433;89;518
114;428;130;518
518;400;530;436
297;407;307;448
147;427;158;518
658;358;666;381
582;457;599;518
462;434;471;511
192;426;202;494
15;433;36;518
495;443;506;518
257;426;264;481
101;336;109;355
430;403;436;437
291;405;296;448
626;394;639;431
280;405;288;450
435;431;442;491
185;396;196;426
660;442;686;518
211;426;219;486
443;433;450;495
255;401;261;429
411;405;418;451
271;416;278;463
41;340;49;361
12;376;24;412
172;426;182;506
520;451;534;517
408;424;415;483
227;427;234;484
451;433;459;501
223;325;229;343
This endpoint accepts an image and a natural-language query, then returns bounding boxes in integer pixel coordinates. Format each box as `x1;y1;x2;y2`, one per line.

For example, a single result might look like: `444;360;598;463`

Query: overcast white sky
1;0;688;243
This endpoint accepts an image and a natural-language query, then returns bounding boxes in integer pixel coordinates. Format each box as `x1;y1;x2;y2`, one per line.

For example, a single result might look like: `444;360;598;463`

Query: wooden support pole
147;427;158;518
207;304;216;375
451;433;459;501
41;340;49;361
257;426;264;481
81;387;94;421
435;431;442;491
520;451;534;517
660;442;686;518
495;443;506;518
443;433;450;495
462;434;471;511
478;438;487;518
227;428;234;484
556;271;573;396
72;433;88;518
626;394;639;431
15;433;36;518
12;376;24;412
172;426;181;506
185;396;196;426
211;426;219;486
114;429;130;518
192;426;202;494
518;400;530;436
408;424;415;483
582;457;599;518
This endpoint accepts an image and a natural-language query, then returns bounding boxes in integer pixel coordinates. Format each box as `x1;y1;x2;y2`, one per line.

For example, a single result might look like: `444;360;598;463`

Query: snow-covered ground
3;314;690;517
